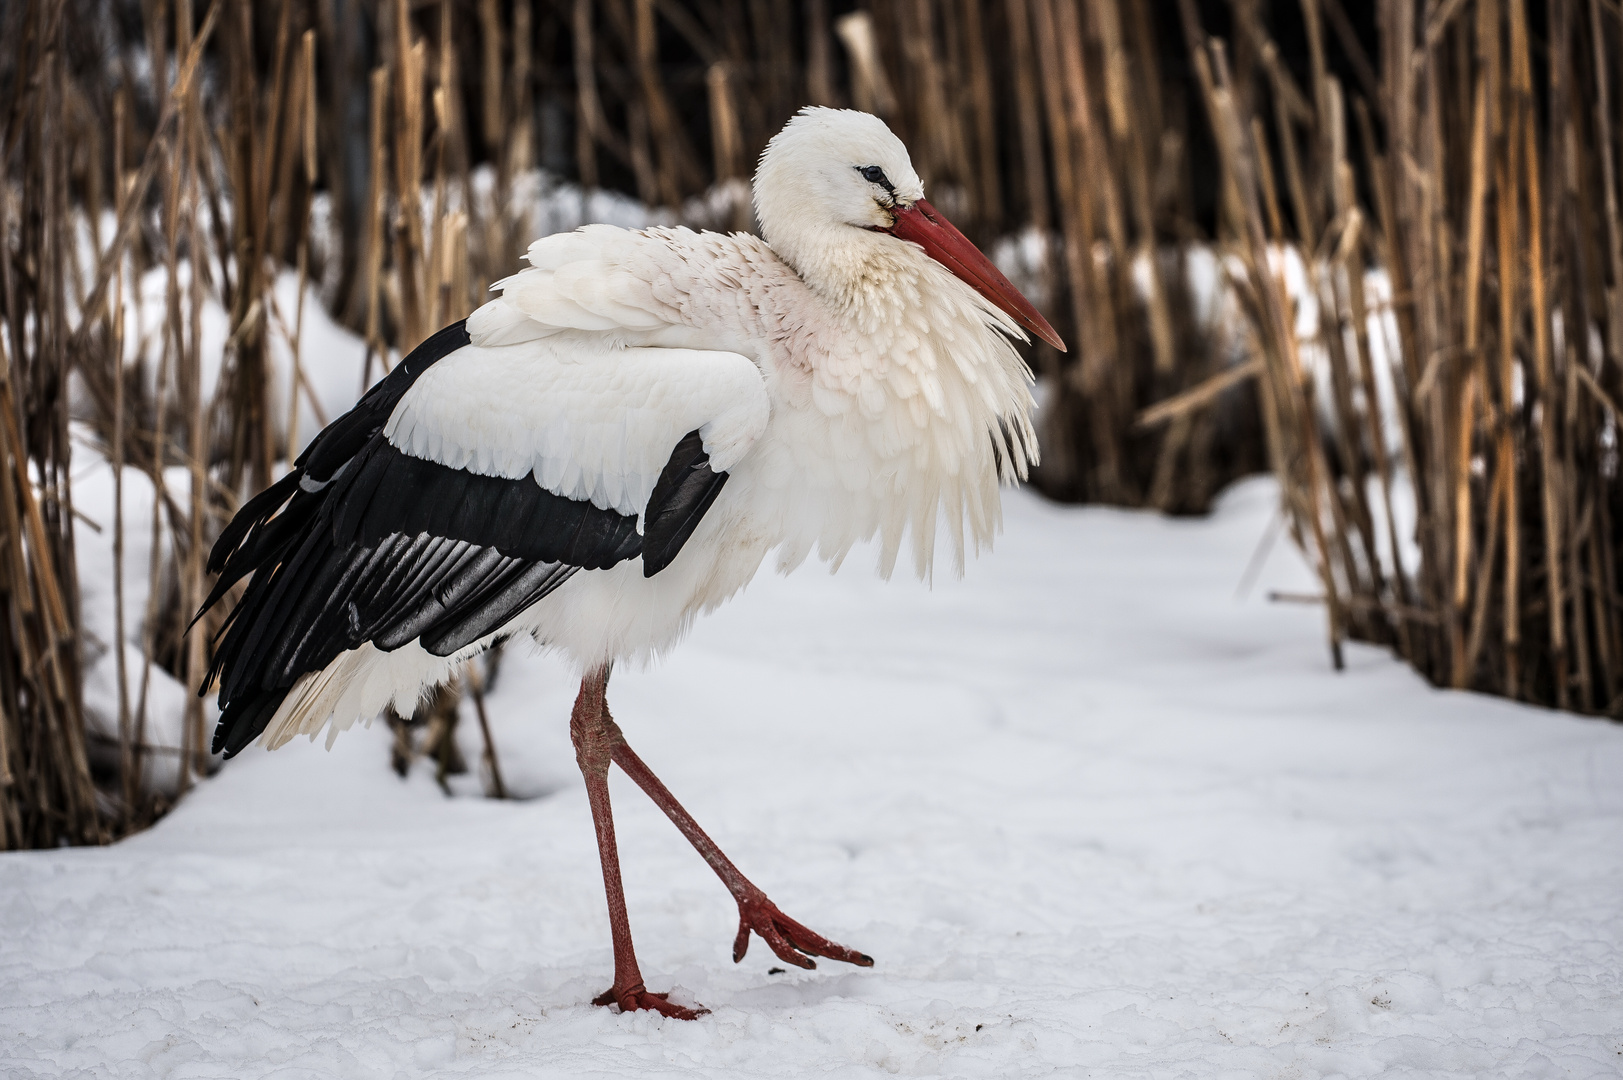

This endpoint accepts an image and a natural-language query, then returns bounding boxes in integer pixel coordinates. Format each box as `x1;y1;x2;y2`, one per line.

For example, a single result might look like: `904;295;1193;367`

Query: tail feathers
213;643;440;757
214;688;292;758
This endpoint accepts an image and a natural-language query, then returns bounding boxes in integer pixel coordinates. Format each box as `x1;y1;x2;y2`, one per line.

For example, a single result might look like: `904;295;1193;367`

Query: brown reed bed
1175;0;1623;712
1;0;1617;848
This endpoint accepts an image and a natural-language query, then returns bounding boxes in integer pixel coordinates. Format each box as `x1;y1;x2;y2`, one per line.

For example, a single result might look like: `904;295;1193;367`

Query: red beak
882;198;1066;352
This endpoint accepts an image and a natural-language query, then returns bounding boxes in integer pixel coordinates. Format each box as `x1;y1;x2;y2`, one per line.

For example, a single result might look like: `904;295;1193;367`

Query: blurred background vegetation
2;0;1621;848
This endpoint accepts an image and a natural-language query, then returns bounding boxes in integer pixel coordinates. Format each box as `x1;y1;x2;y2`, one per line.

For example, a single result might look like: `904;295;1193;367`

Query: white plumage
204;107;1062;1016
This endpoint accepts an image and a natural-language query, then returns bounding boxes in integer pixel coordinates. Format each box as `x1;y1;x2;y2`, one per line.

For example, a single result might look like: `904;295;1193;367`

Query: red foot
592;983;708;1020
732;888;875;970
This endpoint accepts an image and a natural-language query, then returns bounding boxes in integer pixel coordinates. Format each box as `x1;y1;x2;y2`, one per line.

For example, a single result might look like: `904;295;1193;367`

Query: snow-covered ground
4;479;1621;1078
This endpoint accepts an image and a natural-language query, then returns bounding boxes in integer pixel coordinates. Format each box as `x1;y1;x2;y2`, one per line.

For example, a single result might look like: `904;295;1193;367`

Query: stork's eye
857;165;895;193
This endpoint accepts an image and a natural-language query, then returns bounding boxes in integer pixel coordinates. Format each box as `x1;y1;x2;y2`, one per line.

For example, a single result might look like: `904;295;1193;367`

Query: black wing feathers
217;690;291;758
198;312;738;759
207;469;302;576
330;447;643;569
642;430;730;576
419;561;576;656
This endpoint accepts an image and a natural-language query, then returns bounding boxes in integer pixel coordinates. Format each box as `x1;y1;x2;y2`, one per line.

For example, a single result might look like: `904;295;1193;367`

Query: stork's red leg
571;667;704;1019
608;735;874;972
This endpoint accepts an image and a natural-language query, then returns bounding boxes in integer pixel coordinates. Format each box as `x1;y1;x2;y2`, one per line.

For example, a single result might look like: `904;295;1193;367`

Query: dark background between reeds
3;0;1620;849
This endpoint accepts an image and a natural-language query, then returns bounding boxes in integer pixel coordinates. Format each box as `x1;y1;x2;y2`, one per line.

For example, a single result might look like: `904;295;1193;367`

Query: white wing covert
402;223;771;524
383;340;768;522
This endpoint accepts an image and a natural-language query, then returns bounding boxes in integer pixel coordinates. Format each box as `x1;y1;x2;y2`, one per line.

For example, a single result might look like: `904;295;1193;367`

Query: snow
4;478;1621;1078
73;456;209;795
67;267;371;792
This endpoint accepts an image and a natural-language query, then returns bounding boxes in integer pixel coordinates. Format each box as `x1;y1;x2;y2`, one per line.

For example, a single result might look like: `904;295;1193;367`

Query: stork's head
754;107;1064;351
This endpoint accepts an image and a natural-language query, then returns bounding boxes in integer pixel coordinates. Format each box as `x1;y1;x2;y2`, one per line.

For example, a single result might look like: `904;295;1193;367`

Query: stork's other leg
608;731;874;972
571;666;703;1020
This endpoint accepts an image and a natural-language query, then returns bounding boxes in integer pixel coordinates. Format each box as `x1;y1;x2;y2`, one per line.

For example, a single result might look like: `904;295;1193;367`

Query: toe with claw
592;983;709;1020
731;888;874;970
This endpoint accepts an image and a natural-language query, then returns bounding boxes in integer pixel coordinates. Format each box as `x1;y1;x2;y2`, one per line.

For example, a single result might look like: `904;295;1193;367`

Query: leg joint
570;672;624;777
572;714;623;775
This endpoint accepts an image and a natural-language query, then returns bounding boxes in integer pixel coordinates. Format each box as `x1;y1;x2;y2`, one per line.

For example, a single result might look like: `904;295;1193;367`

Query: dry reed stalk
393;11;428;354
1350;101;1416;640
1061;0;1152;504
478;0;516;280
1137;358;1265;430
574;0;604;190
181;0;215;791
285;29;318;462
804;0;835;105
362;64;389;383
706;60;754;233
1305;82;1383;640
1024;0;1092;391
463;659;507;800
1003;0;1052;236
1100;0;1175;381
506;0;536;273
635;0;702;207
426;3;454;335
0;336;101;846
960;0;1000;228
110;87;135;816
706;63;743;181
835;13;898;119
1589;0;1623;364
147;0;190;794
1521;3;1564;706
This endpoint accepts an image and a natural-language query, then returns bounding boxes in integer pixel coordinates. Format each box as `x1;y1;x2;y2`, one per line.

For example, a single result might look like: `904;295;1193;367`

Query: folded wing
201;270;768;756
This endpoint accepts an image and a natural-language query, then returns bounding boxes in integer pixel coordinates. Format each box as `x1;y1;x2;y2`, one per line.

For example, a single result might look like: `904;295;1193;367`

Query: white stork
199;107;1063;1019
